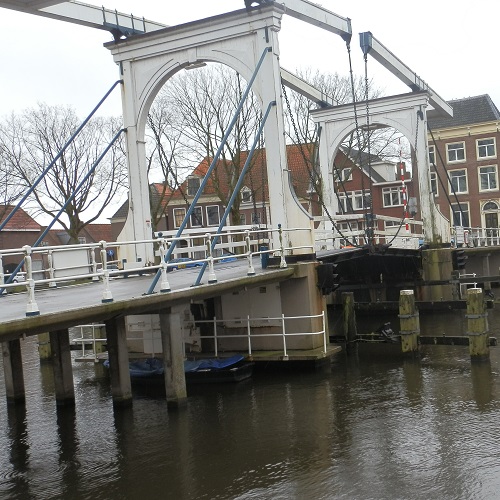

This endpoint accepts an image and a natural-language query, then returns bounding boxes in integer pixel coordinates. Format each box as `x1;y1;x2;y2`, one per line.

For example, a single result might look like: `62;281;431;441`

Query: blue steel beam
145;46;272;295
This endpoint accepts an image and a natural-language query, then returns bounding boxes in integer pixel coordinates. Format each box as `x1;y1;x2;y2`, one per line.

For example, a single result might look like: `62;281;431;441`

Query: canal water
1;309;500;499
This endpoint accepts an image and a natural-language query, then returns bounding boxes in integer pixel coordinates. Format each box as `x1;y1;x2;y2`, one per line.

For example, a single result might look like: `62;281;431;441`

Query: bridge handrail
187;311;327;359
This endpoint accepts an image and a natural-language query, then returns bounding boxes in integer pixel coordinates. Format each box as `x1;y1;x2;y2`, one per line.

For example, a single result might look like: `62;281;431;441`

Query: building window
451;203;470;227
241;187;252;204
335;168;352;183
382;186;404;207
337;192;352;213
449;169;468;194
173;208;186;228
206;205;220;226
428;145;435;165
239;214;246;225
430;171;438;196
479;165;498;191
352;190;370;210
477;138;496;159
251;212;262;225
190;206;203;227
78;236;86;244
446;142;465;163
187;177;200;196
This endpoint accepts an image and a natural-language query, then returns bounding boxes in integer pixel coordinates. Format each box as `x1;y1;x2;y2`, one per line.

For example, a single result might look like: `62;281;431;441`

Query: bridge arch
311;92;450;244
106;5;313;263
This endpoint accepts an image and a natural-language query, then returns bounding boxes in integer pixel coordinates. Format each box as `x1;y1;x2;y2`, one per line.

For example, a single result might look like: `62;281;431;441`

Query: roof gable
0;205;41;231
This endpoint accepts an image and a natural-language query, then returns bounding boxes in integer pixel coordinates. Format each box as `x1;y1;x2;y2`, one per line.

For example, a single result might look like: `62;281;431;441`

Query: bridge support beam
420;248;454;301
105;317;132;407
467;288;490;360
160;308;187;409
50;329;75;406
2;339;25;404
399;290;420;355
342;292;357;353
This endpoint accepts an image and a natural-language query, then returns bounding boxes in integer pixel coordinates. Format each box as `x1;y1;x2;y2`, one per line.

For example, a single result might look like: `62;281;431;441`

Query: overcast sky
1;0;499;120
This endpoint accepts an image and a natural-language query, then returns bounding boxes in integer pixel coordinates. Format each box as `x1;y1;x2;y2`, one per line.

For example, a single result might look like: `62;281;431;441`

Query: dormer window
187;176;200;196
241;187;252;203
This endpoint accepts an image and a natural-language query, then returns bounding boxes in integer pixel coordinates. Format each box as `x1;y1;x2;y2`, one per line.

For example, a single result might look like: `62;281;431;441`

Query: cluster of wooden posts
342;288;492;360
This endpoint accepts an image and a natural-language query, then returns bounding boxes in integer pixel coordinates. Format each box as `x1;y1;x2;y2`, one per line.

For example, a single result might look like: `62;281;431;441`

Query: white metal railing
187;311;327;359
71;323;107;362
0;225;311;316
451;226;500;248
459;272;478;299
314;214;423;250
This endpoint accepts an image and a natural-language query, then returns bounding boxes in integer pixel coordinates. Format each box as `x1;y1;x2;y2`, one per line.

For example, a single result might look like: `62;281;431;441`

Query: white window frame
478;165;498;192
430;171;439;197
428;145;436;165
173;207;186;228
78;236;86;244
190;206;203;227
206;205;220;226
446;141;466;163
352;190;370;211
382;186;404;207
241;186;252;204
450;202;470;228
477;137;496;160
449;168;468;194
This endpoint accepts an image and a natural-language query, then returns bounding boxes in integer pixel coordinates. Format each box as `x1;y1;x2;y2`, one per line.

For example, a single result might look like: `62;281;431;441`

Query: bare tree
155;64;263;225
0;104;127;243
0;124;25;220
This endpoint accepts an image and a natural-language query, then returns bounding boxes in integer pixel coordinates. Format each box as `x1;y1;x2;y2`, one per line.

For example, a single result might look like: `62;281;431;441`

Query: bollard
399;290;420;354
466;288;489;360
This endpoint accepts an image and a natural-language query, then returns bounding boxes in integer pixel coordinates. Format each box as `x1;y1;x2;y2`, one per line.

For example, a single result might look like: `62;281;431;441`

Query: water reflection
1;312;500;498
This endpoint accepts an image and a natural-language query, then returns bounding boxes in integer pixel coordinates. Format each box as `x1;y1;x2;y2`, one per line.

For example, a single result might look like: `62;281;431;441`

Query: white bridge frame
311;92;450;245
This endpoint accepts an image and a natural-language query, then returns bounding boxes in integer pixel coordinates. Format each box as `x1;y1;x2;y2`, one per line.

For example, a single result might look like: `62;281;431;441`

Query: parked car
167;258;203;271
5;273;26;283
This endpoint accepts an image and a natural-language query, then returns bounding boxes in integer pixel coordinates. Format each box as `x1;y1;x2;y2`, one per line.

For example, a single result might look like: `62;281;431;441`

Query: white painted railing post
247;315;252;356
0;254;5;295
48;249;57;288
278;224;287;268
23;245;39;316
281;313;288;359
213;316;218;357
100;241;113;303
159;239;171;292
206;234;217;284
322;310;327;354
90;247;99;282
246;230;255;276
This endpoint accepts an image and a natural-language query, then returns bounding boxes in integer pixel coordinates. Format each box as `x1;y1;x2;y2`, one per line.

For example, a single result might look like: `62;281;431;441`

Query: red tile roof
0;205;41;231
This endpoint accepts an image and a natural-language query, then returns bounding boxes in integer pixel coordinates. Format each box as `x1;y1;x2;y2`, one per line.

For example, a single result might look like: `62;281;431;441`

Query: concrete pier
37;332;52;361
160;308;187;409
399;290;420;354
105;317;132;407
50;329;75;406
466;288;489;360
2;339;25;403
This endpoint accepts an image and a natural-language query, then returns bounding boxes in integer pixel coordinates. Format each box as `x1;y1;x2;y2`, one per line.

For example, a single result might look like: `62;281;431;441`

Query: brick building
428;95;500;234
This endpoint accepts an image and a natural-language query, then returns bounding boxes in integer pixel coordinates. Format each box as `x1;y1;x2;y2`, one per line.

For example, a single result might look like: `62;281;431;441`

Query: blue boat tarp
104;354;245;377
184;354;245;373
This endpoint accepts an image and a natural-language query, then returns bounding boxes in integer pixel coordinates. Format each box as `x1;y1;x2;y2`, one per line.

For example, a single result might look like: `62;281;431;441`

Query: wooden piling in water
342;292;357;351
2;339;25;403
50;329;75;406
399;290;420;354
466;288;489;360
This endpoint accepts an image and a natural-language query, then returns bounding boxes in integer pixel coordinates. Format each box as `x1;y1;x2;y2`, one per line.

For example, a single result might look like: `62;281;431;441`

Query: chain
281;82;360;247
